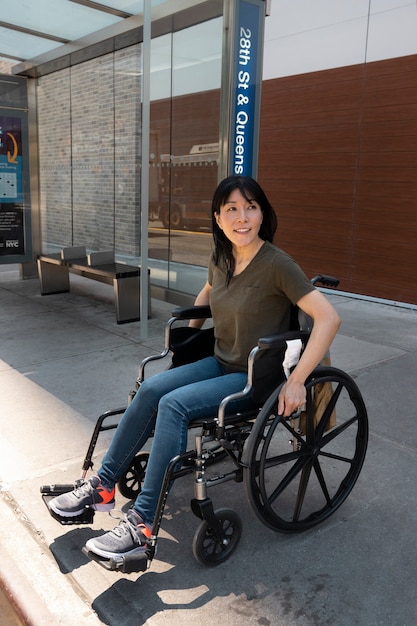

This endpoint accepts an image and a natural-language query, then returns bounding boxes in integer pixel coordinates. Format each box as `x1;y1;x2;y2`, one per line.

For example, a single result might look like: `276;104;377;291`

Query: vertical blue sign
228;0;265;178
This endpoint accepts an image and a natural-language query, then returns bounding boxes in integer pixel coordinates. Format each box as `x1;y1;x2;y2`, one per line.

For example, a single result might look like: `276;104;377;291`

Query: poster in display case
0;116;24;256
0;75;31;264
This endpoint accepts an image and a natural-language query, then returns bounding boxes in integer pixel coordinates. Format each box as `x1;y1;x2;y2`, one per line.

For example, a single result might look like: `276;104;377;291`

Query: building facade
2;1;417;305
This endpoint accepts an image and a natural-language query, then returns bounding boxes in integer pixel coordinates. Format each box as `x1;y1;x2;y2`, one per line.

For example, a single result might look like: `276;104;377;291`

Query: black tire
170;205;183;229
192;508;242;566
118;452;149;500
243;366;368;533
162;205;183;229
161;208;170;229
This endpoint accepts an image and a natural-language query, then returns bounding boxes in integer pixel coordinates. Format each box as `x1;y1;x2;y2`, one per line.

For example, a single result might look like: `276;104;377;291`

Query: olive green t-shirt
208;241;315;373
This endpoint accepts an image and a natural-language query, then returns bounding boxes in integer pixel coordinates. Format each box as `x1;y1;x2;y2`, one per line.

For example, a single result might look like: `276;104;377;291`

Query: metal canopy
0;0;212;73
0;1;135;63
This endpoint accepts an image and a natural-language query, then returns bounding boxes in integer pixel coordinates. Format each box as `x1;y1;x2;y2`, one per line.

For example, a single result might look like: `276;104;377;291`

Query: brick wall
37;46;142;257
38;68;73;249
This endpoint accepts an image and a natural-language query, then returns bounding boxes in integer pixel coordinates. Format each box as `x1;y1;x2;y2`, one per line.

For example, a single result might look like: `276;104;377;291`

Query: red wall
258;54;417;304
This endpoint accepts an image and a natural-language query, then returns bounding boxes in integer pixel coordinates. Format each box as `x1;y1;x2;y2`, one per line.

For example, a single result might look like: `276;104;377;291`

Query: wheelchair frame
41;276;369;572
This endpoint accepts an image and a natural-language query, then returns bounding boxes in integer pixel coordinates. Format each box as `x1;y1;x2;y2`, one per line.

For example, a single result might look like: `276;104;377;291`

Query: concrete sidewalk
1;264;417;626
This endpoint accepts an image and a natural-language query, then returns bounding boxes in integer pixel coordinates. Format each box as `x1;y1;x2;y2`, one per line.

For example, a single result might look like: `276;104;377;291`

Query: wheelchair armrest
171;305;212;320
257;330;310;350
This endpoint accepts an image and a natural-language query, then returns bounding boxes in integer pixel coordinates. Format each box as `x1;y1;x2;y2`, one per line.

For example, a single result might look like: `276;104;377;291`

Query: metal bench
37;246;150;324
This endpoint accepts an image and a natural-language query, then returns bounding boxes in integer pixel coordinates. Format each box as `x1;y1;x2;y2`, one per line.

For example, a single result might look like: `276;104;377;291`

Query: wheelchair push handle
310;275;339;289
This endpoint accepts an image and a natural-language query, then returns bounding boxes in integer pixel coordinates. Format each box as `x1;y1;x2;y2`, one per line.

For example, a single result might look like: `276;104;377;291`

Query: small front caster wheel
192;508;242;566
118;452;149;499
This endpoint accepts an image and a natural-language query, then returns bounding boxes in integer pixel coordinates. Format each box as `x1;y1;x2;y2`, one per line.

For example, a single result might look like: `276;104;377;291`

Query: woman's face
215;188;263;251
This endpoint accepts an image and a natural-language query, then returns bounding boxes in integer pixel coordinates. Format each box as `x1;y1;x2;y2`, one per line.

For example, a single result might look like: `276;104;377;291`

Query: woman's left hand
278;379;306;417
276;288;341;417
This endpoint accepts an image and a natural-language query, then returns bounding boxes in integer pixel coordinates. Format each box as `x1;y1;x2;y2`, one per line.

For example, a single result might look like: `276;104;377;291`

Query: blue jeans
98;356;254;524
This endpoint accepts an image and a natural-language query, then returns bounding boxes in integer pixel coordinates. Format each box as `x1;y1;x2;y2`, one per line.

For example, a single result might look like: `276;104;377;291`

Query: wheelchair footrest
82;546;152;573
40;483;95;525
40;483;78;496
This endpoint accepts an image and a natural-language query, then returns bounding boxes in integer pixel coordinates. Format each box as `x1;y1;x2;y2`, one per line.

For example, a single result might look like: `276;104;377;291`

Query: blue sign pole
228;0;265;178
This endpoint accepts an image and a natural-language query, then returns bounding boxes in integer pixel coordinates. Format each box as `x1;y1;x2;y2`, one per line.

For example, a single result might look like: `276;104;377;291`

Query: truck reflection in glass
150;143;219;231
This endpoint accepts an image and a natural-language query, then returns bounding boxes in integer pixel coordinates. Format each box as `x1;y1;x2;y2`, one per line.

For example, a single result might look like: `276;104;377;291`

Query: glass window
36;13;223;300
149;17;222;295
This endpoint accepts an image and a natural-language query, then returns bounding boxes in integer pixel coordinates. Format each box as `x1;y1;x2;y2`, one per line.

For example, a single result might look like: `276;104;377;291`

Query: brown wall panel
358;165;417;182
351;249;416;293
360;134;417;153
359;152;417;168
362;103;417;123
258;54;417;305
356;179;417;199
355;194;416;216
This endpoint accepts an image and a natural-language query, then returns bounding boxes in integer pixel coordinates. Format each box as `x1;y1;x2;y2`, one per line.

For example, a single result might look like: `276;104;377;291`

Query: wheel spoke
262;449;303;469
318;413;359;447
313;381;342;439
263;454;310;507
313;458;331;504
318;449;354;464
292;462;314;521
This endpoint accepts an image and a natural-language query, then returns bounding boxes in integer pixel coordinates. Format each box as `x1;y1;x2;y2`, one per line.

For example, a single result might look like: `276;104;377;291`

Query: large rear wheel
243;367;368;533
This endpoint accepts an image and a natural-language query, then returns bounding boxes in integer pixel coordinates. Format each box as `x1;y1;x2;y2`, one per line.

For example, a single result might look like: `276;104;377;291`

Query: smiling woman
214;188;264;274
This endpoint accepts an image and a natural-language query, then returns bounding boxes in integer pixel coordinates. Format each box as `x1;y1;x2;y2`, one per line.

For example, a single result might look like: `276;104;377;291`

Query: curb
0;489;102;626
0;542;55;626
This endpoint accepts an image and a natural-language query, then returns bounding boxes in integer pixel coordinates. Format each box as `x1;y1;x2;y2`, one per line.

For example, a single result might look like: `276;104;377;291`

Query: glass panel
114;46;142;258
95;0;169;12
0;26;63;60
1;1;122;40
149;17;223;294
148;33;171;277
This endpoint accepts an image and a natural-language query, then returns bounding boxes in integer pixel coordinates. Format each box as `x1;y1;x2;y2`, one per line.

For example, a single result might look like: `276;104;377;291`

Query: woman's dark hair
211;175;278;285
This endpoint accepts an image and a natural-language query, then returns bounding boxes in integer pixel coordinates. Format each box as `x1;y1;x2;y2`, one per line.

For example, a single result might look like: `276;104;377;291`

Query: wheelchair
41;276;368;573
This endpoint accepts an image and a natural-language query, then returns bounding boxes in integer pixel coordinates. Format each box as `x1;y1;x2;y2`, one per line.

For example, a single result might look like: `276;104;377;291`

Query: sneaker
48;476;115;518
84;509;152;559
